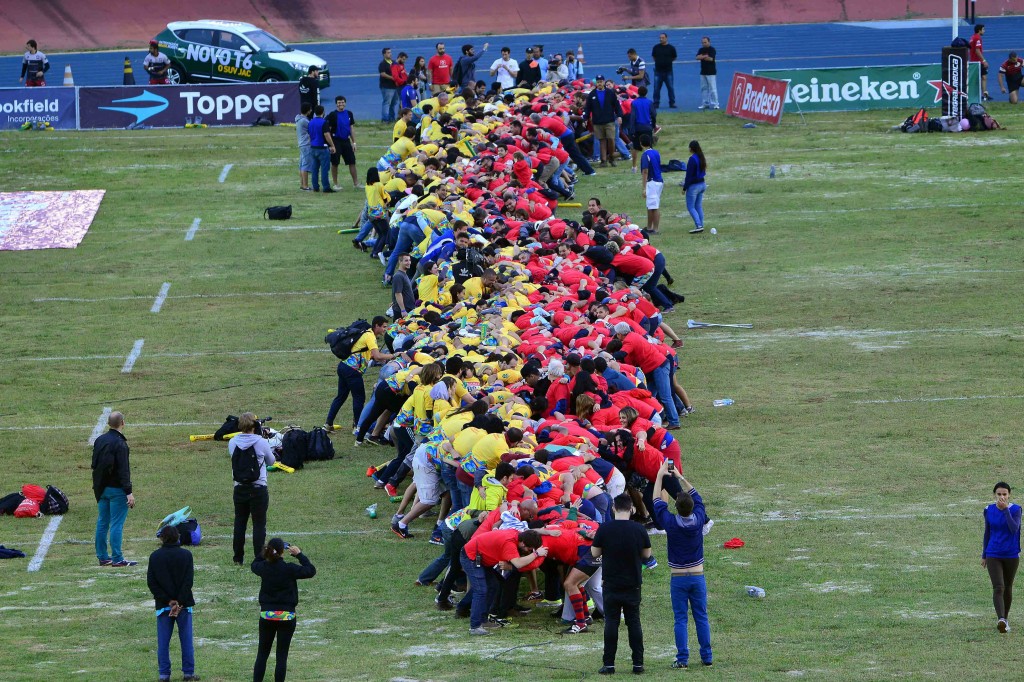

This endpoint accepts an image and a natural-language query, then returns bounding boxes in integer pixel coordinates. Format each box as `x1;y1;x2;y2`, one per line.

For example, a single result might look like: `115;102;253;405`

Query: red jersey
463;528;521;566
1000;58;1023;77
541;527;589;564
538;115;569;137
619;331;668;375
969;33;984;62
428;54;454;84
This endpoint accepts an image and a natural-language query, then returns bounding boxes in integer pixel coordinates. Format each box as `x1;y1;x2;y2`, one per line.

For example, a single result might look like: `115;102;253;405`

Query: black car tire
166;63;188;85
260;72;284;83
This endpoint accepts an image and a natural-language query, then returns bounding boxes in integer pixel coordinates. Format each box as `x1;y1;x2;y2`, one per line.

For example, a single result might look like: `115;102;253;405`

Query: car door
174;28;216;81
210;29;253;82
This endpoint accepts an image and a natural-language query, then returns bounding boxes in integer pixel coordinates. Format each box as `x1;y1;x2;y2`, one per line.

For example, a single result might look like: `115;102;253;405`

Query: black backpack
231;444;262;484
214;415;241;441
40;486;69;515
279;428;308;470
0;492;25;515
325;319;372;359
265;205;292;220
450;58;466;87
951;36;970;48
305;427;336;461
176;518;202;545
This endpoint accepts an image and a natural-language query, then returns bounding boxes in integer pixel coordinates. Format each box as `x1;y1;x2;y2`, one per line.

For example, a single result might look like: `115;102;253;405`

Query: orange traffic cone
123;56;135;85
62;64;74;86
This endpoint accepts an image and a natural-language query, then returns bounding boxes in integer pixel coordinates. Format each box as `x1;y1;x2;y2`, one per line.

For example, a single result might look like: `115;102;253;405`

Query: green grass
2;106;1024;681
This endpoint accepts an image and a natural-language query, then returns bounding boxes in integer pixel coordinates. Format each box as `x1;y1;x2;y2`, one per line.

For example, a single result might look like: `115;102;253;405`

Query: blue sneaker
642;556;658;570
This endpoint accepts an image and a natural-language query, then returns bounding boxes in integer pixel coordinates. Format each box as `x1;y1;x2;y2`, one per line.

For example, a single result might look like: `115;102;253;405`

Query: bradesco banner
78;83;298;129
753;64;981;113
0;88;77;130
725;73;787;125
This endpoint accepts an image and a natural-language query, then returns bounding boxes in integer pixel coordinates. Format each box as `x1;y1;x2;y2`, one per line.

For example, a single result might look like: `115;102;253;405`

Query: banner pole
952;0;959;41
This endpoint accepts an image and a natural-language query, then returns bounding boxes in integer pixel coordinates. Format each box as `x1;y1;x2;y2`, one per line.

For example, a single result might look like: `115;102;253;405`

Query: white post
953;0;959;40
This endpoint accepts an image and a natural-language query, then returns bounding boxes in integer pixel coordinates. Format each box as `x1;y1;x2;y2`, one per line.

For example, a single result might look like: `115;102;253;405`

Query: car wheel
166;63;187;85
260;72;284;83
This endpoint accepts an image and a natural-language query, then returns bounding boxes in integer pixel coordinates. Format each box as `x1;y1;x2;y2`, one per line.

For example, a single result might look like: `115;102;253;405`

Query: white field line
783;269;1024;279
856;394;1024;405
35;290;349;303
150;282;171;313
27;515;63;572
223;225;323;231
120;339;144;373
688;326;1017;343
5;347;330;364
88;407;112;445
184;217;201;241
56;224;333;234
218;163;233;183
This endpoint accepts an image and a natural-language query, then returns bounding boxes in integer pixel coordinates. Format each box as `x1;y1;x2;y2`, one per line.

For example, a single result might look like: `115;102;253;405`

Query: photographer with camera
620;48;649;87
229;412;276;566
251;539;317;681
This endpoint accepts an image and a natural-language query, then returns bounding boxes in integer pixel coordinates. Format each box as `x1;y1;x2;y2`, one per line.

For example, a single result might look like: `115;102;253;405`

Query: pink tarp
0;190;105;250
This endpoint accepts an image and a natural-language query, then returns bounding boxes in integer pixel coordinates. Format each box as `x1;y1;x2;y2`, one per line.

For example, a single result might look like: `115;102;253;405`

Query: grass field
2;105;1024;682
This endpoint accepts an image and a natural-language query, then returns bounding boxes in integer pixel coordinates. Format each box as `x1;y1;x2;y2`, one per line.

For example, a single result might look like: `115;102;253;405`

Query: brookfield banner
78;82;299;129
725;73;788;125
753;64;981;112
0;88;77;130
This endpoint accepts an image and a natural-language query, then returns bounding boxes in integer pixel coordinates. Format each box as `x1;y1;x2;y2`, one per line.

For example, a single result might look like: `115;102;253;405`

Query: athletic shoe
455;608;471;618
665;424;681;430
563;622;590;634
98;559;112;566
998;618;1008;633
585;171;598;176
632;665;645;674
684;406;696;416
435;595;455;611
642;556;658;570
378;253;387;266
110;560;138;567
384;483;398;497
702;661;713;667
391;521;412;539
689;226;704;234
648;528;667;536
391;513;404;523
351;426;359;436
323;423;336;432
671;661;687;669
300;187;313;192
469;627;491;636
366;435;388;446
702;519;715;536
608;159;617;167
599;666;616;674
537;599;562;607
332;185;342;191
525;591;544;602
669;104;677;109
697;104;707;110
429;531;445;546
322;188;337;194
414;579;433;587
487;615;512;627
354;439;365;447
183;676;202;681
512;604;533;615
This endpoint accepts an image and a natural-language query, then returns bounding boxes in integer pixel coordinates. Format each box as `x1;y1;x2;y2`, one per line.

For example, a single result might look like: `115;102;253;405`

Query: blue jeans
671;575;712;665
559;132;595;175
653;70;676;107
157;610;195;678
95;486;128;562
440;463;466;511
685;182;706;229
700;75;719;108
326;362;366;427
381;87;399;121
614;119;631;158
418;523;454;584
642;252;673;309
651;358;680;427
459;552;499;628
311;147;330;190
384;220;425;278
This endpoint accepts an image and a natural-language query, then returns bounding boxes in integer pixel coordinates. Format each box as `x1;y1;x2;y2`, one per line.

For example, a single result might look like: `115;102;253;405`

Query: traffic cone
123;56;135;85
62;64;74;86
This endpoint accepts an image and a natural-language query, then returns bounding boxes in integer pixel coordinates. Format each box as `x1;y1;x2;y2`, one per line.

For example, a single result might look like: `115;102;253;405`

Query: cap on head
595;74;606;81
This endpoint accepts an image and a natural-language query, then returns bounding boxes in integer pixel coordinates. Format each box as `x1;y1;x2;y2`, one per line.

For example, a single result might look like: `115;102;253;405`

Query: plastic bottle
746;586;766;598
712;398;734;407
769;164;776;178
365;503;377;519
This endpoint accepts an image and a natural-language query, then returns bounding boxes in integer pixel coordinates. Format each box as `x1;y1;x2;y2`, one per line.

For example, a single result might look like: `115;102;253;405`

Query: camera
615;67;627;75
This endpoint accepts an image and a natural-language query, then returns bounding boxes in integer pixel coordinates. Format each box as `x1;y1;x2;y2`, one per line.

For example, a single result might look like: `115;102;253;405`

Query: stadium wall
1;1;1018;53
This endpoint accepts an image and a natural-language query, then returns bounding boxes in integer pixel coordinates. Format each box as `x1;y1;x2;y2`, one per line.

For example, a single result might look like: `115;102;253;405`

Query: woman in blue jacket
983;481;1021;633
680;140;707;234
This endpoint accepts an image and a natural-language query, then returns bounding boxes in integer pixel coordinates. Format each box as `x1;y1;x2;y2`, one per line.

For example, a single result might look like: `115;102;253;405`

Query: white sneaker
999;618;1009;633
332;185;342;191
702;519;715;536
648;528;667;536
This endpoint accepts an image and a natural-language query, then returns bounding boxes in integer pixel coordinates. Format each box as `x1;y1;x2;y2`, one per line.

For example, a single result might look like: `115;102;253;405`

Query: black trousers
603;587;644;668
233;485;269;564
438;527;470;602
988;557;1020;619
253;617;296;682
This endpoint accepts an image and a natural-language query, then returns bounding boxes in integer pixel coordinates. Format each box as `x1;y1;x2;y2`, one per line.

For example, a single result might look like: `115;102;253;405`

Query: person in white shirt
489;47;519;90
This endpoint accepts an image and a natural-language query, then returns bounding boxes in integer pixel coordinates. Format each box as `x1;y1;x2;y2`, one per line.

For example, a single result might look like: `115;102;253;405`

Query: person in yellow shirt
393;107;414;141
353;168;390;251
326;316;395;432
377;127;418;171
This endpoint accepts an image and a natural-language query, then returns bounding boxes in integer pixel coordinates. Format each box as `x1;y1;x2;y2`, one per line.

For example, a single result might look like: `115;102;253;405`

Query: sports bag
14;498;41;518
21;484;46;503
40;485;69;515
279;428;308;470
264;205;292;220
214;415;240;441
900;107;928;133
305;426;336;461
231;444;262;484
0;492;26;515
325;319;372;359
176;518;202;546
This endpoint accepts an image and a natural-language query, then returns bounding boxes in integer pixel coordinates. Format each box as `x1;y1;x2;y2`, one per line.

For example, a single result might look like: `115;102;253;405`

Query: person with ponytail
251;538;316;681
681;140;707;234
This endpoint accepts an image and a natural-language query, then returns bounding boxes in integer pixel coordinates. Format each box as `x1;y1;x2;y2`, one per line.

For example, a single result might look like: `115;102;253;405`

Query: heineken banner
753;64;981;112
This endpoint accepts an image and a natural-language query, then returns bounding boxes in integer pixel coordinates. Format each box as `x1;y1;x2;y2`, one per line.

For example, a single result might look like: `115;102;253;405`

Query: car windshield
243;30;288;52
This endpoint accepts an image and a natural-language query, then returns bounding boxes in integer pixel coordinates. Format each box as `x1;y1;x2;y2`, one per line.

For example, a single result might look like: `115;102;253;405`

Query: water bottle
746;586;766;598
712;398;734;407
769;164;776;178
365;503;377;519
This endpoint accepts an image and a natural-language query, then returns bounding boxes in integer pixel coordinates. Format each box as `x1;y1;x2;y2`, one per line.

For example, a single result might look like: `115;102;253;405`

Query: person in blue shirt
639;133;663;235
629;86;656;173
653;461;713;669
983;481;1022;633
306;105;335;193
680;139;707;234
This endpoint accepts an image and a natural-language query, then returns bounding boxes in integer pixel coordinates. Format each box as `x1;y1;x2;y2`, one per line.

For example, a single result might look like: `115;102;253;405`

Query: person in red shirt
998;51;1023;104
459;528;547;634
969;24;992;101
610;322;680;428
427;43;454;95
542;515;601;633
391;52;409;89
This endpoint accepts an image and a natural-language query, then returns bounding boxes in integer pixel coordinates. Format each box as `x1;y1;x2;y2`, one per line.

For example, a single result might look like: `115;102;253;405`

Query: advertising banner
753;64;981;112
725;73;788;125
0;88;77;130
941;47;969;119
78;82;299;129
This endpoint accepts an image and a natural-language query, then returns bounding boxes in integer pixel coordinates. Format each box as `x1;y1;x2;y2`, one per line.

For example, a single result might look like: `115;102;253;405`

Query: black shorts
631;126;653;151
979;63;988;76
1008;74;1023;93
332;138;356;167
573;545;601;576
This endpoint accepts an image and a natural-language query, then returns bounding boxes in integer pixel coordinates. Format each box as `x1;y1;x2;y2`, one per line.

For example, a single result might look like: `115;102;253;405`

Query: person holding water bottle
983;482;1021;633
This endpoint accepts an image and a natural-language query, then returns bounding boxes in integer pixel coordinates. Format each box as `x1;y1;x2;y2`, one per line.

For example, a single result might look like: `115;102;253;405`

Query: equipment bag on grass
306;426;336;461
40;485;69;515
14;498;41;518
231;444;262;484
900;107;928;133
176;518;202;545
279;428;308;470
21;484;45;503
325;319;372;359
264;205;292;220
0;492;25;515
214;415;240;441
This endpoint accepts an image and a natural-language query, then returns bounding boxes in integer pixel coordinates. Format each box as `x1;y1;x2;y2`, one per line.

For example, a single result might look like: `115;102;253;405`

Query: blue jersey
641;148;663;183
308;116;328;147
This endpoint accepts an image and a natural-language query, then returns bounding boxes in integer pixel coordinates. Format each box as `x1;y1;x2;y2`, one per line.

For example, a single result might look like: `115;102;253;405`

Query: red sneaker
384;483;398;497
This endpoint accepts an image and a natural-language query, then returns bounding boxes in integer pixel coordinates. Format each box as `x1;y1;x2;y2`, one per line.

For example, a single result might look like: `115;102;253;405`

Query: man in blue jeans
652;462;713;669
92;410;137;567
147;525;199;681
307;105;335;193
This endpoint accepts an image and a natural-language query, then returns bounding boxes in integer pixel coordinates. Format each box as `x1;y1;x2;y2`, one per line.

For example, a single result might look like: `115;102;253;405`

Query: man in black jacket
148;526;199;682
92;410;136;567
584;76;623;168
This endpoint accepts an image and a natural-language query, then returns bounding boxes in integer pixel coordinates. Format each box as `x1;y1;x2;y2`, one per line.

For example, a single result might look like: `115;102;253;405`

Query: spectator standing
409;56;429;101
565;49;581;81
639;133;663;234
533;45;549;80
295;102;313;192
547;54;568;83
969;24;992;101
489;47;519;90
391;253;415;319
591;494;652;675
651;33;678;108
629;86;656;173
92;410;137;567
325;96;359;190
229;412;276;566
307;105;335;193
427;43;454;95
681;139;707;234
325;316;396;432
379;47;399;121
585;75;623;168
144;40;170;84
623;48;649;87
298;65;321;111
519;47;542;88
696;37;719;110
251;539;317;682
983;482;1021;633
20;39;49;86
454;43;489;90
998;52;1023;104
392;52;409;95
147;526;199;682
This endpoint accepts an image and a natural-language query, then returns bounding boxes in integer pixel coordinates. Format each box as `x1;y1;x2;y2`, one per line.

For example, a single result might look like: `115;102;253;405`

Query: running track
2;16;1022;120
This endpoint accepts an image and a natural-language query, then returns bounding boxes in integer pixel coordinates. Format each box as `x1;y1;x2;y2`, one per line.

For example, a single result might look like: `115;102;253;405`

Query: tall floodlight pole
953;0;959;40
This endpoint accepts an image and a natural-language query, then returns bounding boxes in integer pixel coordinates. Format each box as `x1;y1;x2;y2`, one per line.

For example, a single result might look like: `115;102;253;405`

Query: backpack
279;428;308;470
214;415;240;441
450;58;466;87
231;444;262;484
0;492;25;515
21;484;46;503
968;103;987;117
305;426;336;461
264;205;292;220
325;319;372;359
900;107;928;133
951;36;970;48
176;518;202;546
40;486;69;515
14;498;41;518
